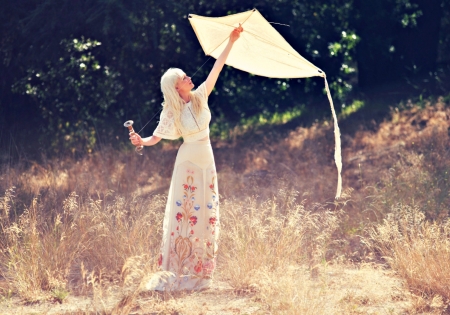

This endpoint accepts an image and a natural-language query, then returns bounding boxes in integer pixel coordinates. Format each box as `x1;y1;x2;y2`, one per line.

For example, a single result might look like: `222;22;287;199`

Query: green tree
353;0;443;88
1;0;448;158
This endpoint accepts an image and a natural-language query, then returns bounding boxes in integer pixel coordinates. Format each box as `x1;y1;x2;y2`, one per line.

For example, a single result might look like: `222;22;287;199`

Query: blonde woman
130;26;243;291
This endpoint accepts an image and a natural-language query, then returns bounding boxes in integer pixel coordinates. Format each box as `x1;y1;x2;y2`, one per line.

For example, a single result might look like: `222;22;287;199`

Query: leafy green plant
51;287;69;304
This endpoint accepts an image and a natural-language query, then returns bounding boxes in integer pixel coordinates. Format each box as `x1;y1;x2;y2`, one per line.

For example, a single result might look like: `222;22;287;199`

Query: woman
129;26;243;291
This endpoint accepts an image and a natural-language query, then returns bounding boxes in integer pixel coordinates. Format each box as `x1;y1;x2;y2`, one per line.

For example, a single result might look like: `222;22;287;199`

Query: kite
188;8;342;199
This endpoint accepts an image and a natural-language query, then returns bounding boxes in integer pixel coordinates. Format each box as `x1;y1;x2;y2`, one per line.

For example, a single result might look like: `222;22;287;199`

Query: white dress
146;83;219;291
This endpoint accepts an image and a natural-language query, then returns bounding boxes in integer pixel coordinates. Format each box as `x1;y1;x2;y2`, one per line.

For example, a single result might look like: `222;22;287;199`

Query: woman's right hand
229;25;243;43
129;132;143;147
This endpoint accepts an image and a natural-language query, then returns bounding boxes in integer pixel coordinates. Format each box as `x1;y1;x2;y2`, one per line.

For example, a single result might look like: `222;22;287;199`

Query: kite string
136;108;162;134
190;56;212;78
269;22;290;27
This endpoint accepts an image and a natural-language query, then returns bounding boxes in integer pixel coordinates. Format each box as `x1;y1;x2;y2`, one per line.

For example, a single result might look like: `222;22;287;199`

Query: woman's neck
178;91;191;103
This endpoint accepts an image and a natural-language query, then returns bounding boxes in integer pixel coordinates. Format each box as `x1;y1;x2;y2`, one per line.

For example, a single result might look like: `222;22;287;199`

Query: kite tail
324;76;342;199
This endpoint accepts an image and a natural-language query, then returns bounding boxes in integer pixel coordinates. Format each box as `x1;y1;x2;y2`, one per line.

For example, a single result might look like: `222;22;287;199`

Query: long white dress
146;82;219;291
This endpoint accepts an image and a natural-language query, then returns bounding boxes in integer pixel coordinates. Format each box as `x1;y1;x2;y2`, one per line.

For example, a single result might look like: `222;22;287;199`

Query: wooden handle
124;120;136;133
124;120;143;154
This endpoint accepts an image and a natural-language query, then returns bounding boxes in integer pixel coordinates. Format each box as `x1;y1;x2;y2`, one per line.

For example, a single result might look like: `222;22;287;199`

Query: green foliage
339;99;365;118
0;0;449;156
51;288;69;304
12;37;122;153
394;0;423;28
210;106;304;139
327;29;360;102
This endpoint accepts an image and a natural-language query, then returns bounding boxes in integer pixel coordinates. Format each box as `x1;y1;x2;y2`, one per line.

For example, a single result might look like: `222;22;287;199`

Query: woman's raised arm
204;26;243;96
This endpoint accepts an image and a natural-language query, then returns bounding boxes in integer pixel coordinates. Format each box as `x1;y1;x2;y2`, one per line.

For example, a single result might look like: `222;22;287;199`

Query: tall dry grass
368;203;450;303
0;98;448;313
0;187;165;302
250;265;333;315
216;189;346;314
219;190;343;290
0;184;345;313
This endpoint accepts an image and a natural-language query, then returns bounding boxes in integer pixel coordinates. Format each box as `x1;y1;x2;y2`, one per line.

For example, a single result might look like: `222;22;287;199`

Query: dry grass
0;188;165;303
249;263;416;315
368;204;450;305
219;192;343;290
0;97;449;313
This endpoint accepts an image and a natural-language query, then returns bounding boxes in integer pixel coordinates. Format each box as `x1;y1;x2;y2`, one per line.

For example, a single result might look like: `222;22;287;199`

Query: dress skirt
145;139;219;291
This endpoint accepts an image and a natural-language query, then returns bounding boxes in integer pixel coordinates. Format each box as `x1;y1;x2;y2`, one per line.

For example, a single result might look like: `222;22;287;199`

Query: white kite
189;8;342;199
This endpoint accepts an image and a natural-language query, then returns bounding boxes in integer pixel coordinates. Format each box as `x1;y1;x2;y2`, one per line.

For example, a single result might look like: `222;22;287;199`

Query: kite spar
188;9;342;199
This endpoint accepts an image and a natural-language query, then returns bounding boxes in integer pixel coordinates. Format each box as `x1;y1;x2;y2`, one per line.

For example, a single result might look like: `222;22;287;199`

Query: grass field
0;96;449;314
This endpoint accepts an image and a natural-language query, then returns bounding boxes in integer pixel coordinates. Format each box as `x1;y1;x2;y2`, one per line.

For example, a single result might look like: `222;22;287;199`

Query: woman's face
175;73;194;94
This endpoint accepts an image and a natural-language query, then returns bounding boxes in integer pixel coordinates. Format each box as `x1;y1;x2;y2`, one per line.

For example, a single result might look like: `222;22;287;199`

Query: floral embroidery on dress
155;161;219;290
207;172;219;236
166;168;219;284
202;172;219;258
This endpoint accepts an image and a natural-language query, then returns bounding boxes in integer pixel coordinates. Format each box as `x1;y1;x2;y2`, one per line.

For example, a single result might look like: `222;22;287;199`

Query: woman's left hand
129;132;143;147
230;25;243;43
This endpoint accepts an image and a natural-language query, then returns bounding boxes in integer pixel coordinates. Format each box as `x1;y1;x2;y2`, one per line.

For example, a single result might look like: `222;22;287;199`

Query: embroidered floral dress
146;82;219;291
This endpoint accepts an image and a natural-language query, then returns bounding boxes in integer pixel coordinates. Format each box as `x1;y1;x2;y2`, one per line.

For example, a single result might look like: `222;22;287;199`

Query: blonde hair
160;68;203;132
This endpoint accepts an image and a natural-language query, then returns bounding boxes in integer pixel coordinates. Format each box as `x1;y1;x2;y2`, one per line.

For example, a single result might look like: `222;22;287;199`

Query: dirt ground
0;263;419;315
